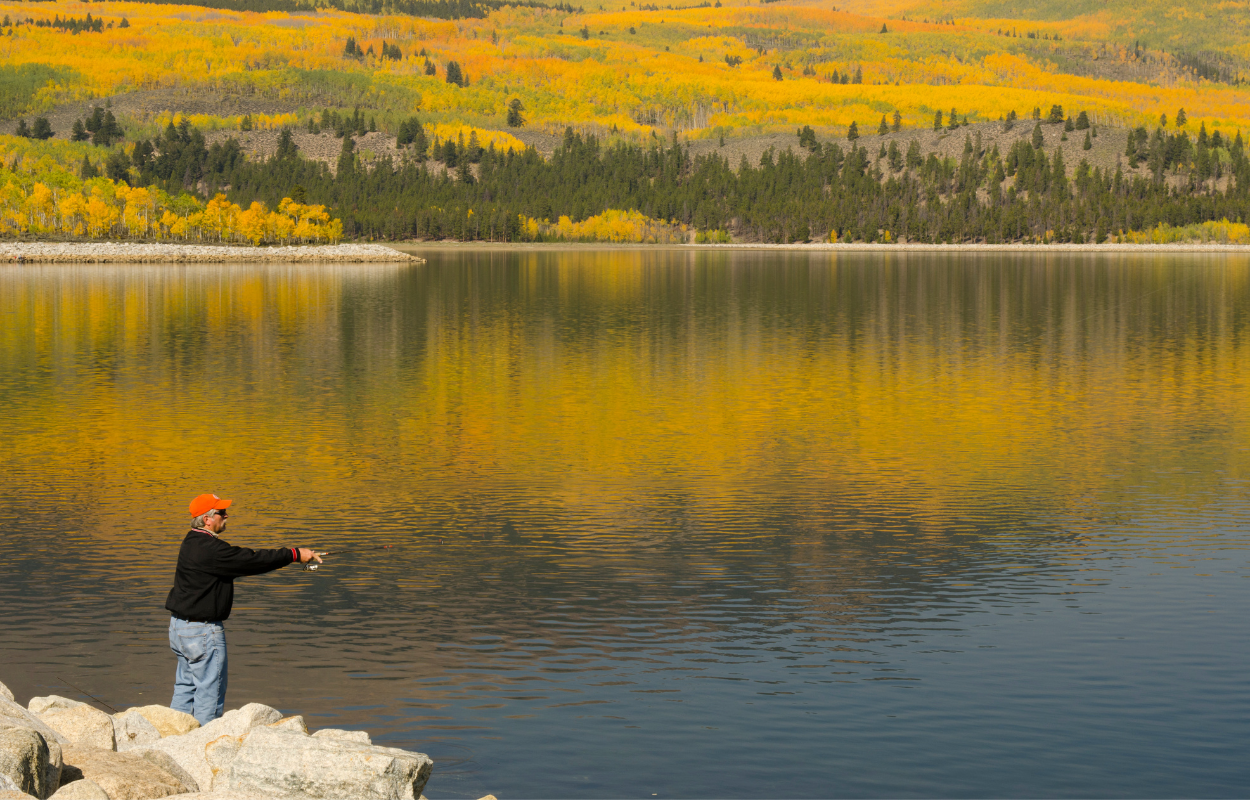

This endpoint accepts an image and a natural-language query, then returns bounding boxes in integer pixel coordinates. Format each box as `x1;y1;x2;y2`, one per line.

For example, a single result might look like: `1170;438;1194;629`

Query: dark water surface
2;250;1249;798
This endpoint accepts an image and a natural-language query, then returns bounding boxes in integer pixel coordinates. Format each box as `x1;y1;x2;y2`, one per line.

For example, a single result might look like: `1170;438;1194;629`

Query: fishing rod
303;544;396;571
58;676;118;714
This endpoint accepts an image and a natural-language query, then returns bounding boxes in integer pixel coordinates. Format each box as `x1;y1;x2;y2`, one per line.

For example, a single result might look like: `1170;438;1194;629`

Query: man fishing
164;493;322;725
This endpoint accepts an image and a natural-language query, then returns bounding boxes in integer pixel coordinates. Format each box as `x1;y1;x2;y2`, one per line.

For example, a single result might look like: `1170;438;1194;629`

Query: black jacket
165;530;296;622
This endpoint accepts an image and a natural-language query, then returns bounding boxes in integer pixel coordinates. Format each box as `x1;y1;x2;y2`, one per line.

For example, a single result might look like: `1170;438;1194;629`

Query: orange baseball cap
189;493;233;517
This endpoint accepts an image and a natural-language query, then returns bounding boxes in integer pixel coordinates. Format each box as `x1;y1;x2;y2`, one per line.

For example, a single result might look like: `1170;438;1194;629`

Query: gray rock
60;745;192;799
110;713;159;753
143;703;280;792
0;726;52;799
310;729;371;746
27;702;113;753
218;725;432;799
0;684;13;704
47;778;109;799
0;703;62;798
129;750;197;794
119;708;197;740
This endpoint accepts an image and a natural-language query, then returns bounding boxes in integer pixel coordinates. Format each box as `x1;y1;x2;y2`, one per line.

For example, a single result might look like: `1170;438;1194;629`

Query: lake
1;248;1248;798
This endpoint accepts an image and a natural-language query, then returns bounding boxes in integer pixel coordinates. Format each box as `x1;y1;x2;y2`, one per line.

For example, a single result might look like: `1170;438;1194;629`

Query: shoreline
4;241;1249;264
401;241;1250;253
0;242;423;264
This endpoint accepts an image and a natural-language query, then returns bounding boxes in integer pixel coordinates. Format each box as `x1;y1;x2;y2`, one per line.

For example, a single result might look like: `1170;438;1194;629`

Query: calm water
1;250;1249;798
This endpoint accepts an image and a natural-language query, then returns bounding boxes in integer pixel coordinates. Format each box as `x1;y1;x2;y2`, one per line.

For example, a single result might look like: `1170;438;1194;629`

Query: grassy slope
840;0;1250;58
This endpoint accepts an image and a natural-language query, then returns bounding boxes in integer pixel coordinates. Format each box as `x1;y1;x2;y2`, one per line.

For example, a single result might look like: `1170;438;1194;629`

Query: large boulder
0;701;62;797
59;746;193;800
0;699;66;748
120;709;197;740
26;701;113;753
0;683;13;704
141;703;279;792
215;725;432;799
0;726;53;800
47;778;109;799
110;713;160;753
0;789;39;800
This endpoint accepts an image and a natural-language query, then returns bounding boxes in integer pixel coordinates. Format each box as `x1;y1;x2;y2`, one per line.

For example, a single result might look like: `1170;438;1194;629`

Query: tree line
88;120;1250;244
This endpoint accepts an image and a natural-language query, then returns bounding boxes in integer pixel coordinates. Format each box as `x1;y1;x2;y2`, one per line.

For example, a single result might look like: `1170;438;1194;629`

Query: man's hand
297;548;324;565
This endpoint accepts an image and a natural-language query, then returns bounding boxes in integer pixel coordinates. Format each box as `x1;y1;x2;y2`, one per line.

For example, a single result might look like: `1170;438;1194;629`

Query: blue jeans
169;617;227;725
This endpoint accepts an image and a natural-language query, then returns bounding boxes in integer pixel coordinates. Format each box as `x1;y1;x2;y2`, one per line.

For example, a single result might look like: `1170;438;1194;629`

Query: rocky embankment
0;680;485;800
0;243;423;264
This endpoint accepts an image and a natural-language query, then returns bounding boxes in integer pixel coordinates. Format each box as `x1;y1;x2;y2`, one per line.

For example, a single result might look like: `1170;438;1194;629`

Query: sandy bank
0;242;423;264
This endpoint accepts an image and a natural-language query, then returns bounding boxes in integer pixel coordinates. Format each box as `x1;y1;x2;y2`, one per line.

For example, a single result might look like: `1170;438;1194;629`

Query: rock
151;793;268;800
217;725;432;799
0;684;13;704
202;735;242;788
0;699;67;747
109;713;159;753
268;717;308;734
310;729;370;746
0;707;62;799
0;790;39;800
47;778;109;799
143;703;279;792
0;726;53;799
23;701;70;719
129;750;197;794
27;701;113;753
120;708;197;740
60;745;192;800
0;699;64;795
476;795;498;800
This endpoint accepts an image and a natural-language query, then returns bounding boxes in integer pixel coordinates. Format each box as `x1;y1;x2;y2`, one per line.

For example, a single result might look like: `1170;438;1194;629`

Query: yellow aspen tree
26;184;56;233
236;200;269;245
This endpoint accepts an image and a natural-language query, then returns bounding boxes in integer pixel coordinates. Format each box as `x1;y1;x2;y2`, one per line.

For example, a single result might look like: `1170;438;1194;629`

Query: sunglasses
213;510;228;518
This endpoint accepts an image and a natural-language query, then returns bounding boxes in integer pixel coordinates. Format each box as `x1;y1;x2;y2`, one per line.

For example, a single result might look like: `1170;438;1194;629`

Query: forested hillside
1;0;1248;242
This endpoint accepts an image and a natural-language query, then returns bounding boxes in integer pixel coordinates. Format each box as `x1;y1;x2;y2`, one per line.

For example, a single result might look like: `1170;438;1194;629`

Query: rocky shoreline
0;243;423;264
0;679;485;800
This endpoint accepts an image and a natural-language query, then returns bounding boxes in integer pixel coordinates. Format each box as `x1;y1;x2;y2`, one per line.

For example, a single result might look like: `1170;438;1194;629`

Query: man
165;493;322;725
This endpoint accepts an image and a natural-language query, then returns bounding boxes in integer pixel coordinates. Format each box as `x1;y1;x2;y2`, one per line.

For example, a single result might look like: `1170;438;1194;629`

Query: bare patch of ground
691;120;1227;190
5;83;1222;190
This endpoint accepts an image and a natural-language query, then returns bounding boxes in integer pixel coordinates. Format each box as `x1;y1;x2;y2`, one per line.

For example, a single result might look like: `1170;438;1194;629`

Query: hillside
0;0;1248;244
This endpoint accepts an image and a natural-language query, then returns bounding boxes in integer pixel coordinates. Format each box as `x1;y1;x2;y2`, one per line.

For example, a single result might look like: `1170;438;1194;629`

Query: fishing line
58;676;118;714
303;543;397;571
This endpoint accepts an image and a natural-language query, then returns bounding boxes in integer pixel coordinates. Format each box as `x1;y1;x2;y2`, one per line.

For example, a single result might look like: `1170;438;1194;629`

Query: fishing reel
303;552;329;572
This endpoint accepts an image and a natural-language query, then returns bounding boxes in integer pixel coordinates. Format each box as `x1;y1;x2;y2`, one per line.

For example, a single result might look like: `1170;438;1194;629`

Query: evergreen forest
104;122;1250;244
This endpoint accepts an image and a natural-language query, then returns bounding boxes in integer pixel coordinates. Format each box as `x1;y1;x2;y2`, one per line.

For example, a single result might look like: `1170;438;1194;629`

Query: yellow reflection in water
0;253;1247;554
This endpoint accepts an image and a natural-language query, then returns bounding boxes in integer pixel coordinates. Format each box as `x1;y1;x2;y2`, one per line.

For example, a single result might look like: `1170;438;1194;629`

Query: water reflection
1;251;1248;798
